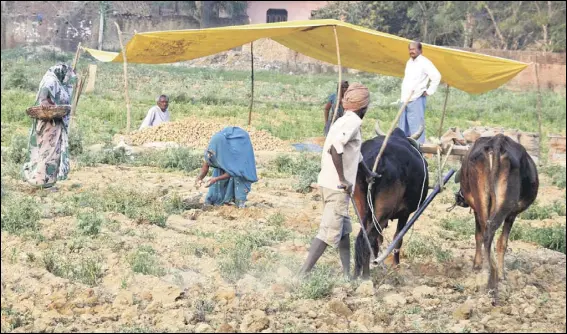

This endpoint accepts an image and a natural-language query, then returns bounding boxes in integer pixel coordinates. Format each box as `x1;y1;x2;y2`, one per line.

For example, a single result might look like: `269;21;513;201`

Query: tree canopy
312;1;566;52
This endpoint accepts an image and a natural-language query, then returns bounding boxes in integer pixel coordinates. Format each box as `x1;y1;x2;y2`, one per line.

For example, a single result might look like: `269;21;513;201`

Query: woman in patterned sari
22;63;76;189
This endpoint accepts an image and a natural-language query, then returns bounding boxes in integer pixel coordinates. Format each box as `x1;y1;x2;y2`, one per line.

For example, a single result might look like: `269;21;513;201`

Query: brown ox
459;134;539;304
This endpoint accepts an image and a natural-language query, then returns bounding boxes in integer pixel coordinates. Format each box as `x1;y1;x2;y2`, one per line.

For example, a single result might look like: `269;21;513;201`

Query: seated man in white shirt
399;41;441;144
139;94;170;130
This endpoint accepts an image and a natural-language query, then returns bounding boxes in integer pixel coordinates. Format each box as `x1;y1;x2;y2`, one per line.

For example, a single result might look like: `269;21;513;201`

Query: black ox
353;125;429;279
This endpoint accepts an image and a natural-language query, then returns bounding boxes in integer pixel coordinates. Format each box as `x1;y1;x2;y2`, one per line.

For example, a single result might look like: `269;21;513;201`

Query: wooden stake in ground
115;22;132;133
85;64;97;93
248;42;254;126
534;57;543;153
329;25;343;128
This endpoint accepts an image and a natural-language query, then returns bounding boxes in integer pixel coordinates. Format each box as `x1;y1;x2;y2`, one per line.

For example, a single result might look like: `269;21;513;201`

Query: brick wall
456;48;566;93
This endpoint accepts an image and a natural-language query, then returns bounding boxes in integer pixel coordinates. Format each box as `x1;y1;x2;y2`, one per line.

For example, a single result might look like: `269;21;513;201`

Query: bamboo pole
534;57;543;154
330;25;342;127
437;84;450;138
248;42;254;126
370;90;415;175
435;84;451;192
115;22;132;133
436;146;443;191
71;42;82;70
69;68;88;135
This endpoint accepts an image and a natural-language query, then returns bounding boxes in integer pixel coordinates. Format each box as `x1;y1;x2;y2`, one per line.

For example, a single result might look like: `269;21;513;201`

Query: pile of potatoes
127;117;292;152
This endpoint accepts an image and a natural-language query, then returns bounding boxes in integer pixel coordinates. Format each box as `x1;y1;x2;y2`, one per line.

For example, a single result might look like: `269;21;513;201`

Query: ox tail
486;135;508;234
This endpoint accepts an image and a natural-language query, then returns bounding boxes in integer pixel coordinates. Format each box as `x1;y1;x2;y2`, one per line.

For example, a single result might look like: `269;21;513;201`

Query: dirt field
1;149;565;333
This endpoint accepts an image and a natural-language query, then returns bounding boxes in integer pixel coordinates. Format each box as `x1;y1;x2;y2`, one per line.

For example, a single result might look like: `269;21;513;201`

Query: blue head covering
205;126;258;183
204;127;258;207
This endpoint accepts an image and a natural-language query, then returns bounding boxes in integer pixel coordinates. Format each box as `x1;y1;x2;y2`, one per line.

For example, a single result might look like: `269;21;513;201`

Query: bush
271;154;320;193
128;245;166;276
76;211;105;236
520;200;566;220
1;193;41;235
542;165;566;189
218;232;274;283
6;70;36;91
68;130;84;156
440;217;475;239
2;134;28;164
404;235;437;259
77;147;131;167
296;264;337;300
42;251;104;286
510;223;566;254
134;147;203;173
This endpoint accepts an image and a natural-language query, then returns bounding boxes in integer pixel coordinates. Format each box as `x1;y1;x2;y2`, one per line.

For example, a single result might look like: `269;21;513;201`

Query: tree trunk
463;10;475;48
546;0;553;51
484;2;506;49
542;24;548;50
422;20;428;43
200;1;214;28
98;2;104;50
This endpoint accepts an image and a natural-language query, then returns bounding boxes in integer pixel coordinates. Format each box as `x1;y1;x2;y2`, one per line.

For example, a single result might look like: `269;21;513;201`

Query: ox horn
374;121;386;136
409;124;425;140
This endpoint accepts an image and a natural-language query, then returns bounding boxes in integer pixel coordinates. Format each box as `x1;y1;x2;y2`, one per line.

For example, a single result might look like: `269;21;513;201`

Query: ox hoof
473;264;482;272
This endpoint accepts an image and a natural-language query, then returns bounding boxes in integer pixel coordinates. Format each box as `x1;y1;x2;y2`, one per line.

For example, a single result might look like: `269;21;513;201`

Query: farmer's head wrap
342;82;370;111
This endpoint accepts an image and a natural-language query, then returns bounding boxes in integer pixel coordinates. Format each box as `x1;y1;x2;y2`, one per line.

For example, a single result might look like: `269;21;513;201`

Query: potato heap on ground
127;117;292;151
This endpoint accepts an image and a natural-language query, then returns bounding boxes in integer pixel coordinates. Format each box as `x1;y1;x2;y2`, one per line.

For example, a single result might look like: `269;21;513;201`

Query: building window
266;9;288;23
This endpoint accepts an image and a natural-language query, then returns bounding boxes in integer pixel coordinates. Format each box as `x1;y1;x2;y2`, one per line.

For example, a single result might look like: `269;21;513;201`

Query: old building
246;1;329;24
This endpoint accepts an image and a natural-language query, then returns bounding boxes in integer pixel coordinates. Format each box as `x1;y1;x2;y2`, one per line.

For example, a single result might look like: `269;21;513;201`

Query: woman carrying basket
22;63;76;189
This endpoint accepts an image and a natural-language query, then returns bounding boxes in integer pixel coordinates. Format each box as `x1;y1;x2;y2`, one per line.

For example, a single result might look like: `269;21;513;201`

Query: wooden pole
69;68;88;135
248;42;254;126
71;42;82;70
115;22;132;133
330;25;342;127
534;57;543;154
437;84;450;138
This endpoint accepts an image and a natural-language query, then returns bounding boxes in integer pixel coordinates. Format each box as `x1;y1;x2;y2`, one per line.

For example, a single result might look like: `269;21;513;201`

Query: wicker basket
26;105;71;121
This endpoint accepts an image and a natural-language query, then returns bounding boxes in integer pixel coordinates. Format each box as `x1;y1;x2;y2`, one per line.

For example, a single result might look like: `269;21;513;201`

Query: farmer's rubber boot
338;234;351;279
298;238;328;276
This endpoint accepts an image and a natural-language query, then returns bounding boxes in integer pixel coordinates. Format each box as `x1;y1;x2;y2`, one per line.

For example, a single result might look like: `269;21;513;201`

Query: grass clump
42;251;104;286
128;245;166;276
510;223;566;254
76;211;106;236
440;216;475;239
1;193;41;235
295;264;338;300
541;164;566;189
520;200;566;220
272;154;320;193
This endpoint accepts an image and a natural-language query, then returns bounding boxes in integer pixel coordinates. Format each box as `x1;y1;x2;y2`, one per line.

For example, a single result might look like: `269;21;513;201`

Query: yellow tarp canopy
82;19;528;94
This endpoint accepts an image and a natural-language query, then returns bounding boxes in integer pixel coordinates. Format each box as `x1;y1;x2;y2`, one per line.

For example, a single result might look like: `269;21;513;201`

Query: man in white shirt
139;94;170;130
399;42;441;144
298;83;378;279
